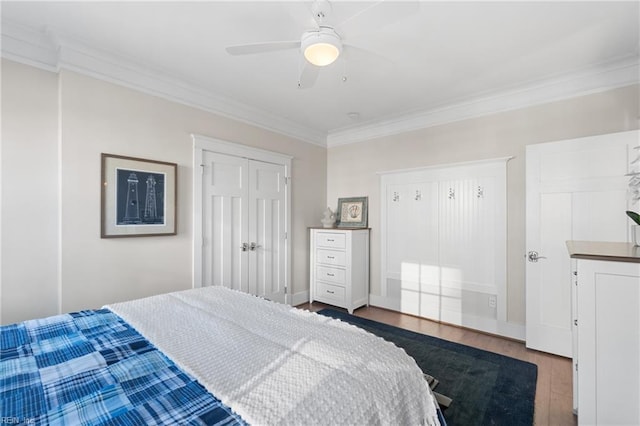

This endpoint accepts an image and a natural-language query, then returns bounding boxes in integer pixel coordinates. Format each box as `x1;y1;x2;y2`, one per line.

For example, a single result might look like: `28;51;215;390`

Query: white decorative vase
320;207;336;228
634;225;640;247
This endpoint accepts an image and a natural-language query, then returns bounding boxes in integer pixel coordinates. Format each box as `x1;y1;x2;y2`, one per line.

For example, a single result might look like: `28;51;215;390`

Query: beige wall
1;60;60;323
1;59;326;324
327;84;640;325
3;56;637;329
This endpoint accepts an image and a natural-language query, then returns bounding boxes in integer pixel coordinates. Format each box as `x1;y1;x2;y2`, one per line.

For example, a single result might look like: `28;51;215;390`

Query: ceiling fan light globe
301;28;342;67
304;43;340;66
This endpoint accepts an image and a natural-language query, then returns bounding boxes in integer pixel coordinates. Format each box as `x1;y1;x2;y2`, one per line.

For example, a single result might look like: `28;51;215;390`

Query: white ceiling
2;1;639;146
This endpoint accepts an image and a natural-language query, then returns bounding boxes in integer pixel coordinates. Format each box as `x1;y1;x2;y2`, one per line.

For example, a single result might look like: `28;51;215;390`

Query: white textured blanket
107;286;440;426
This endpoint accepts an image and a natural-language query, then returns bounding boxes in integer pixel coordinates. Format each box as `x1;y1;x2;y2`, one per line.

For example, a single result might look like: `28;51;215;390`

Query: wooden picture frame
101;153;177;238
336;196;368;228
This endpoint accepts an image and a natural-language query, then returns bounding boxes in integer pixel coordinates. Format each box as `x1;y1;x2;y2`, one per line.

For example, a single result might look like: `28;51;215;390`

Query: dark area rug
317;309;537;426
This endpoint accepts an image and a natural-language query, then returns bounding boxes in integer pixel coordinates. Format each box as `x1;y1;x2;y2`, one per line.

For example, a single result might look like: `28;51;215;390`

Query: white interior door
201;151;248;293
248;160;287;303
193;135;291;304
525;130;638;357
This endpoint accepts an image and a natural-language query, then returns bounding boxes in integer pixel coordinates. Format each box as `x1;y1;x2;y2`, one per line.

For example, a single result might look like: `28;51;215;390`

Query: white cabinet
310;228;369;314
568;241;640;425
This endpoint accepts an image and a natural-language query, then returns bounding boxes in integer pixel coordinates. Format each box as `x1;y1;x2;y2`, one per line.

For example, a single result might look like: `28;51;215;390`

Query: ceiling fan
225;0;417;89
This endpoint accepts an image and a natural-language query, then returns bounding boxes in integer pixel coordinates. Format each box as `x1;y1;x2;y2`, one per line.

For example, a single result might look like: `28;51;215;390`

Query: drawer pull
326;290;335;294
327;238;334;242
326;273;335;277
327;256;335;259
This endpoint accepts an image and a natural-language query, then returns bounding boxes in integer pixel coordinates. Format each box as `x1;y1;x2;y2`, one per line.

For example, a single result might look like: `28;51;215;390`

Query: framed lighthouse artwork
101;153;177;238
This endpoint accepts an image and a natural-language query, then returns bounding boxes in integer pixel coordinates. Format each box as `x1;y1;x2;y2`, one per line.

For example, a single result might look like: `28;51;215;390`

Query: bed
1;286;441;425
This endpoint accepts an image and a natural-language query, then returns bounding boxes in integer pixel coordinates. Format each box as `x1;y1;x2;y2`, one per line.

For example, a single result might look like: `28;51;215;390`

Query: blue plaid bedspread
1;309;247;425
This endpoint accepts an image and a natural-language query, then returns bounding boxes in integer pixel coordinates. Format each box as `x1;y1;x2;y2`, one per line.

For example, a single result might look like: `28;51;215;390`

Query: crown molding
0;21;327;147
2;20;638;150
326;55;640;147
0;20;60;71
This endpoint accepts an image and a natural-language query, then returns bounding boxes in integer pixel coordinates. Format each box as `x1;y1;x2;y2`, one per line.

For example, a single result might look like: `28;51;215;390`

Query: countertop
566;240;640;264
309;227;370;230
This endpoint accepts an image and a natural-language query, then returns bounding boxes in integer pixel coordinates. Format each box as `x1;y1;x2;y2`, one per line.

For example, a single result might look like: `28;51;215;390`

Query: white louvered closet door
381;159;508;334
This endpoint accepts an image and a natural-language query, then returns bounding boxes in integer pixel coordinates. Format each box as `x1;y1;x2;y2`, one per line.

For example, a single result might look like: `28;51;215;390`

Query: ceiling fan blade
297;61;319;89
338;44;394;84
343;43;394;66
337;1;419;40
226;40;300;56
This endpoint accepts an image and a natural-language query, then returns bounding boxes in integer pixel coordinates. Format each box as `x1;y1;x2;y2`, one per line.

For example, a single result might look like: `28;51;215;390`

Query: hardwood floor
297;302;576;426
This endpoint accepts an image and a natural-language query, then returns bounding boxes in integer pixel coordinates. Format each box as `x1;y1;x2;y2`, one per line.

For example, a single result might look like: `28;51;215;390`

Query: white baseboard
291;290;309;307
369;294;401;311
369;294;525;341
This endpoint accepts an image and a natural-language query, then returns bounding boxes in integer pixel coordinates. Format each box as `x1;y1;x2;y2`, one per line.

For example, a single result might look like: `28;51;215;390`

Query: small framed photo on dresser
336;196;368;228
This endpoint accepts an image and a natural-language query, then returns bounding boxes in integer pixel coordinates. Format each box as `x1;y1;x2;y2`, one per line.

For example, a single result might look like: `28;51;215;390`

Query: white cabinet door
576;259;640;425
525;130;637;357
198;149;288;303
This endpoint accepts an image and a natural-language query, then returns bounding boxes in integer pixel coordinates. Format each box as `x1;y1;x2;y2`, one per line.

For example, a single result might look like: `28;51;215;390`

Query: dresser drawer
316;232;346;249
316;249;346;266
315;282;346;304
317;266;346;285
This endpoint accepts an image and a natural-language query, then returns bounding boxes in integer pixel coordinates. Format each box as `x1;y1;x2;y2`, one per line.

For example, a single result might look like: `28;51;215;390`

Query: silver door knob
527;251;547;262
241;242;249;252
249;242;262;251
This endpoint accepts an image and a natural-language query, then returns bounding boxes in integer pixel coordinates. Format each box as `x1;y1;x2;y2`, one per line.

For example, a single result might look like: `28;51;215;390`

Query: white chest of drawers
309;228;370;314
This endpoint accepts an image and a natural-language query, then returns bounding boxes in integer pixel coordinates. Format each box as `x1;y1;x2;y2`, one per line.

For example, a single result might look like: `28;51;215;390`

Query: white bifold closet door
381;159;508;332
199;150;287;303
